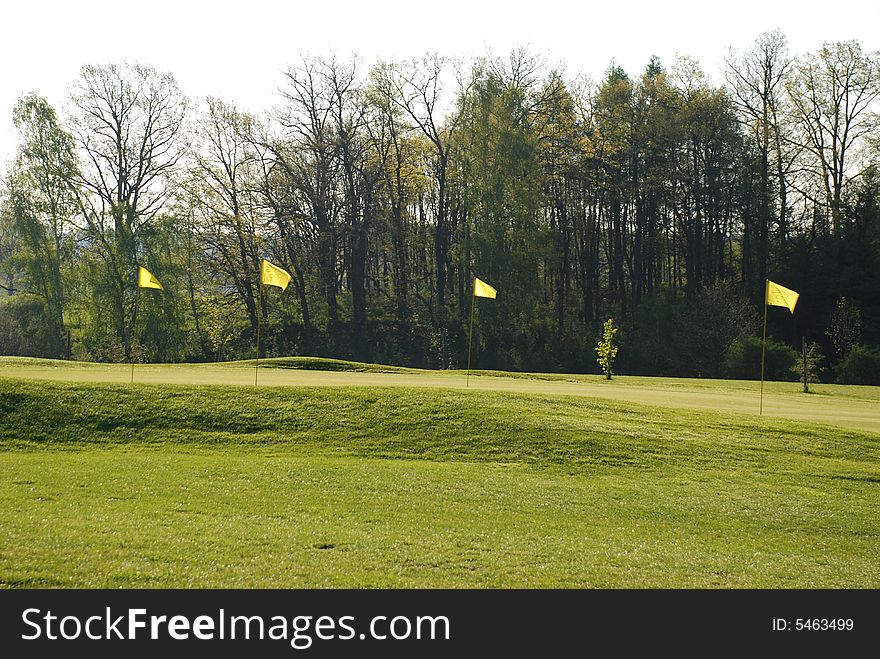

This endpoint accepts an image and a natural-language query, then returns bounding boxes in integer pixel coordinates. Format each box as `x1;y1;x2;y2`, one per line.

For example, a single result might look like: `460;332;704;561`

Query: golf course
1;356;879;588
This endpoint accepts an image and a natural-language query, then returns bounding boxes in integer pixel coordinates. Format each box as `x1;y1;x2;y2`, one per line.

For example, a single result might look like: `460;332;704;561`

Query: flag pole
130;283;141;384
255;281;262;387
466;281;476;388
759;279;768;415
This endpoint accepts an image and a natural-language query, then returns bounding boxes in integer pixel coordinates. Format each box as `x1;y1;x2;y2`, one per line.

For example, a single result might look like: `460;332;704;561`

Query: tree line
2;33;879;383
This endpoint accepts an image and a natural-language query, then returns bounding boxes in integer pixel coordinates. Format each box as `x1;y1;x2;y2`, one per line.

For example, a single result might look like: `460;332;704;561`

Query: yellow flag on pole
467;277;496;388
766;280;798;313
260;259;291;291
138;266;163;290
474;277;497;299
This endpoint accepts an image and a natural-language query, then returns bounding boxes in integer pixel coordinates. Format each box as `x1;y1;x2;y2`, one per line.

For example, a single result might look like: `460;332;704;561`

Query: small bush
834;346;880;385
724;337;799;381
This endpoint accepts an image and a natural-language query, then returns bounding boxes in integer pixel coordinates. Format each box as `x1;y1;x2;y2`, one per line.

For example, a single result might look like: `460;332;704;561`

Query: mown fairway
1;358;879;587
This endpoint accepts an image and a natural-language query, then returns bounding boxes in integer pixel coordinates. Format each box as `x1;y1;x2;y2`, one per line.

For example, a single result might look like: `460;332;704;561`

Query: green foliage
724;336;799;381
676;284;758;377
5;94;79;354
620;290;678;375
828;296;862;358
834;346;880;385
200;296;242;361
624;284;757;377
596;318;619;379
0;295;64;357
550;322;597;374
81;333;126;363
455;56;549;365
1;50;879;379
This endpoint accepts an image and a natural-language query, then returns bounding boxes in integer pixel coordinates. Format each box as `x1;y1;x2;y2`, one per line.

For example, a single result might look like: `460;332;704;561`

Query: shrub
625;283;757;378
834;346;880;385
677;282;759;378
724;337;799;381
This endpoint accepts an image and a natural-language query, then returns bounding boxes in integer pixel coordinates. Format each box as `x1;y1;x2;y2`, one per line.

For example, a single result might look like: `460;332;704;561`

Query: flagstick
130;284;141;384
255;281;263;387
759;279;768;415
466;283;476;388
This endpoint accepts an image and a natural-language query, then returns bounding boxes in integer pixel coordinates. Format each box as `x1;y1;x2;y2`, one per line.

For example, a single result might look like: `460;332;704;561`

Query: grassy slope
2;356;879;434
5;353;879;388
1;375;879;588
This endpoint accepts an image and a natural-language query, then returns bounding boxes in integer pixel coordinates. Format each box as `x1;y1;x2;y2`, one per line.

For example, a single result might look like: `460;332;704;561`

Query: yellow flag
766;280;798;313
261;259;292;291
474;277;497;299
138;266;163;290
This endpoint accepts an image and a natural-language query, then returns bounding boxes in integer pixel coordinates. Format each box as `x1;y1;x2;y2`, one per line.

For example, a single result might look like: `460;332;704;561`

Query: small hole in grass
313;543;336;550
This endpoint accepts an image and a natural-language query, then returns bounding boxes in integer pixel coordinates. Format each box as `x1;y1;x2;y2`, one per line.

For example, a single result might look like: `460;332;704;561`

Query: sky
1;0;879;173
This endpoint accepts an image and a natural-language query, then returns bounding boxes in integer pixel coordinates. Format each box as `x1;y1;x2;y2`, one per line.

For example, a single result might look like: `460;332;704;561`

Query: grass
1;367;879;588
2;355;879;434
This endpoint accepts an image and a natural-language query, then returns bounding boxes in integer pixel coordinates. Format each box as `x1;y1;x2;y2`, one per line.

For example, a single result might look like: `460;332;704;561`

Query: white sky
1;0;879;173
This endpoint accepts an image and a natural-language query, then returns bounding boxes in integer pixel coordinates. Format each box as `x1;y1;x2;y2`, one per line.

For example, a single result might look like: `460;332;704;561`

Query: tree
674;281;758;378
381;55;465;358
725;30;795;295
534;73;584;335
0;295;64;357
368;62;424;328
0;200;18;296
273;56;343;330
326;56;376;360
249;127;313;344
596;317;619;379
594;64;634;316
189;97;263;338
834;345;880;385
455;51;549;369
787;41;879;232
69;62;187;358
5;94;80;356
793;339;824;393
2;46;878;376
629;58;678;306
669;64;743;298
827;296;861;358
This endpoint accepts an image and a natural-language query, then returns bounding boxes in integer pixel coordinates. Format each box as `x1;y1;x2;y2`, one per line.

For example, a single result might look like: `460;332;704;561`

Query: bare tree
787;41;879;231
325;57;376;359
249;126;313;339
273;56;342;327
381;55;464;356
725;30;794;293
368;62;421;327
189;97;263;336
69;62;187;356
